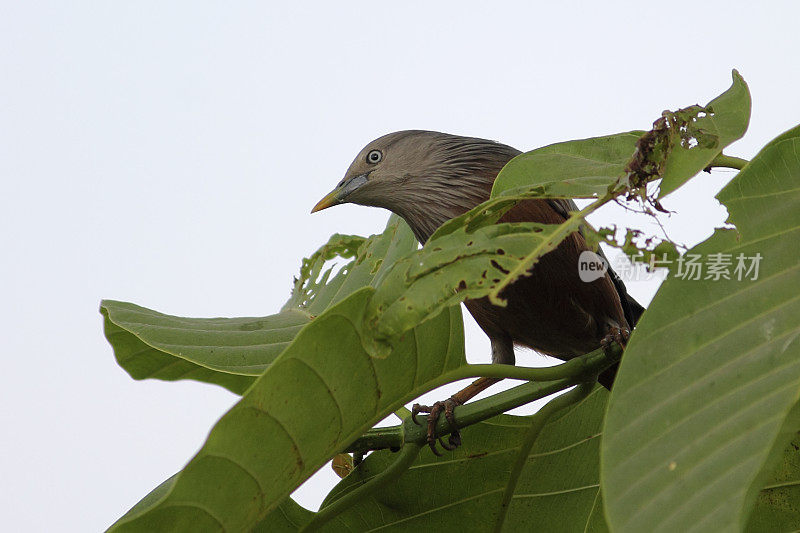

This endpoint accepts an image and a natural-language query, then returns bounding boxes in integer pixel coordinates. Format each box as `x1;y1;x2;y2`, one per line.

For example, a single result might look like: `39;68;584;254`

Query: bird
312;130;644;454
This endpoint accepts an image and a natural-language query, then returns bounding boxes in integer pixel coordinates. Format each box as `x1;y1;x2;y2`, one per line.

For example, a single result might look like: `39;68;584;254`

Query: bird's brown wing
480;199;630;358
545;198;575;220
548;198;645;328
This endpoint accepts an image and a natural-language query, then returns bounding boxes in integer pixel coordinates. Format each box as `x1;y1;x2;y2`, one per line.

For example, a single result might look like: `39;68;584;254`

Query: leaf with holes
601;124;800;532
363;205;556;356
657;70;751;196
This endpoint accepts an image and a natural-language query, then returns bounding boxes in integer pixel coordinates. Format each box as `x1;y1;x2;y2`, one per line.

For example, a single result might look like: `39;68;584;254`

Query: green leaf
601;125;800;532
100;216;418;393
107;287;468;531
251;497;314;533
115;473;315;532
659;70;751;195
491;131;643;198
314;387;610;532
101;302;303;394
746;431;800;532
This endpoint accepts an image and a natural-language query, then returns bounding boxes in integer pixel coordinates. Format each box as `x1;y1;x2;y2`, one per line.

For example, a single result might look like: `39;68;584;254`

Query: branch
346;343;621;455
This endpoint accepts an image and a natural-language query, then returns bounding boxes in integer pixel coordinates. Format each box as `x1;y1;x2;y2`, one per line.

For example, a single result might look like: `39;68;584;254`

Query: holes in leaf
490;260;510;274
682;137;699;149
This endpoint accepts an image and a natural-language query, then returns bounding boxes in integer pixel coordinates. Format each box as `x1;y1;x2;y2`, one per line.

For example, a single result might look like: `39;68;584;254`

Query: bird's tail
623;292;646;328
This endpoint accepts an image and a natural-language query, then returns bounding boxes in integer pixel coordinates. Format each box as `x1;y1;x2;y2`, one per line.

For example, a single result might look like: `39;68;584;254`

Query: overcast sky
2;2;799;531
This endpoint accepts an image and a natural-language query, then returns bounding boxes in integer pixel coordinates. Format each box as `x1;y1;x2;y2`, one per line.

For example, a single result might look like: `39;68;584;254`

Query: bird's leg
412;377;502;455
598;324;630;390
601;324;630;349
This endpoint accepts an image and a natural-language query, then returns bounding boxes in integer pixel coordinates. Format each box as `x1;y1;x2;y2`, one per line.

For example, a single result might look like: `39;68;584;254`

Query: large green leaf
108;288;468;531
101;302;308;394
314;387;609;532
100;216;417;393
115;473;314;532
602;125;800;532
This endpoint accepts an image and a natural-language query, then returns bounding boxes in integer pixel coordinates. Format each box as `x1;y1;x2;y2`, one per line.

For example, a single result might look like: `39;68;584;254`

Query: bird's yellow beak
310;188;341;213
311;174;368;213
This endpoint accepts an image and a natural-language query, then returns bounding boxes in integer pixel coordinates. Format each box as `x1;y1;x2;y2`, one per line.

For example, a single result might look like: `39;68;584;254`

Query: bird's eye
366;150;383;164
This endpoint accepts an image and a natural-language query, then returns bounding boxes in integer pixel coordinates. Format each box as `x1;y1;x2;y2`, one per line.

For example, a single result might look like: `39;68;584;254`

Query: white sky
2;2;799;531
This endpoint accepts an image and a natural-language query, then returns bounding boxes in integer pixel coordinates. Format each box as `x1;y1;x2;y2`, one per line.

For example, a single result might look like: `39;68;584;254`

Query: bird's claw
411;397;463;455
601;326;630;349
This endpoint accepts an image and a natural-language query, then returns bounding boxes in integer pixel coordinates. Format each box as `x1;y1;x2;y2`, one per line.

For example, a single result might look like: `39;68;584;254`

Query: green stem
492;382;595;533
346;343;621;453
708;153;749;170
346;426;404;454
302;442;423;532
346;378;573;454
453;342;620;383
404;377;577;447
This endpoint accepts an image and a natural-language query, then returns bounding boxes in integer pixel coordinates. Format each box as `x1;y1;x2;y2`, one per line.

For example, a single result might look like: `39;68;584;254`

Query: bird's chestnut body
464;198;629;365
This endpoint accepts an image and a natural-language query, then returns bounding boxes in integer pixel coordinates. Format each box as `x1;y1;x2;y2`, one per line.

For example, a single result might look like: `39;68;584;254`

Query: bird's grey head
312;130;520;243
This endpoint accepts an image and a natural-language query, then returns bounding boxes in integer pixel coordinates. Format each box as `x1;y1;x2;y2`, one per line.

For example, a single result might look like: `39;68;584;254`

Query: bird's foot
601;326;630;349
411;397;463;456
